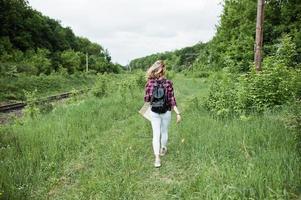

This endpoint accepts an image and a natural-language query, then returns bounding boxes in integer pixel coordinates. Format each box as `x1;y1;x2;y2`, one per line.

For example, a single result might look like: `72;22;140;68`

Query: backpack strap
150;80;157;104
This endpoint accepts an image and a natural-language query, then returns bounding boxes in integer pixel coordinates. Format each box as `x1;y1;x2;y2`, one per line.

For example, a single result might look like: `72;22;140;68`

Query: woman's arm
168;80;181;123
173;106;182;123
173;106;180;115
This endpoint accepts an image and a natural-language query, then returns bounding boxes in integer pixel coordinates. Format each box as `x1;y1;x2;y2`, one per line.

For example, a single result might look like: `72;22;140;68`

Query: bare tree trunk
254;0;265;72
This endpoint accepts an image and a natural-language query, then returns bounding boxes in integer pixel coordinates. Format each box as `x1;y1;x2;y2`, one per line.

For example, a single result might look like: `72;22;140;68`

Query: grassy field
0;74;300;199
0;73;98;103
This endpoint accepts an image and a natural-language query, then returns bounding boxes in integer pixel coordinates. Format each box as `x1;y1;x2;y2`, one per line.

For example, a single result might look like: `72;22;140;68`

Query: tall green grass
0;73;97;102
0;75;300;199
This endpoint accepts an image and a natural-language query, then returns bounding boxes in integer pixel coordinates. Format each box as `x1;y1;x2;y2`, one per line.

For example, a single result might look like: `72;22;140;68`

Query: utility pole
127;60;131;72
86;53;89;72
254;0;265;72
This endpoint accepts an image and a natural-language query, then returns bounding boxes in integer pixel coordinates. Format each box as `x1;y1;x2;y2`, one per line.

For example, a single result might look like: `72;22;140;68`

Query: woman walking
144;60;181;167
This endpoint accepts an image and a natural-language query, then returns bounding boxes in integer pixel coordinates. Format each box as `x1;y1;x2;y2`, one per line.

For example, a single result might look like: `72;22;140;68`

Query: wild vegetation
0;72;97;102
0;0;123;76
0;0;124;102
129;42;206;72
130;0;301;72
129;0;301;144
1;74;300;199
0;0;301;199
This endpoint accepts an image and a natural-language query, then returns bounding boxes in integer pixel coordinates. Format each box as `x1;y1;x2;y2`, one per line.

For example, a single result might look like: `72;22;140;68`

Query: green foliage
275;34;298;67
76;37;104;56
0;76;300;199
25;48;52;75
129;43;206;72
0;36;13;53
201;0;301;72
133;71;146;89
91;75;109;97
0;62;18;77
23;89;40;118
204;71;238;116
205;62;300;116
0;0;102;54
91;73;143;99
0;0;119;76
129;0;301;74
283;102;301;153
0;73;97;102
23;87;56;118
60;50;81;74
89;55;118;74
182;63;211;78
165;70;176;80
243;59;296;110
204;33;301;116
117;75;141;100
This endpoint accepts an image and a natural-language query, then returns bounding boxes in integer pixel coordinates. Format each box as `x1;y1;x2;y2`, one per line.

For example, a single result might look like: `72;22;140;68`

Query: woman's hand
176;114;182;124
173;106;181;124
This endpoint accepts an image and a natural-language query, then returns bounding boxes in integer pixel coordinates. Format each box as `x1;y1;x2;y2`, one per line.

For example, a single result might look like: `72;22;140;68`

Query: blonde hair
146;60;166;80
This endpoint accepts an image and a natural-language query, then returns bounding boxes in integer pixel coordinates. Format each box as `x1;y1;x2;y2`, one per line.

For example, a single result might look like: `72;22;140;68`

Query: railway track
0;102;27;112
0;90;87;113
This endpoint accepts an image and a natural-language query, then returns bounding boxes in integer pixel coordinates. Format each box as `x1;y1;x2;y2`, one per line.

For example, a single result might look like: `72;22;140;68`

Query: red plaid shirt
144;78;177;109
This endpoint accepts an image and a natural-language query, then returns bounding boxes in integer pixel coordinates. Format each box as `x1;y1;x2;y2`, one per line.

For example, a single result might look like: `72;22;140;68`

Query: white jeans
150;110;171;155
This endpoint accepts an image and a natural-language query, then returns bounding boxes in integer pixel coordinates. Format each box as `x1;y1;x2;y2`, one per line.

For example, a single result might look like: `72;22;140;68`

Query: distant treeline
0;0;123;76
130;0;301;72
129;43;206;72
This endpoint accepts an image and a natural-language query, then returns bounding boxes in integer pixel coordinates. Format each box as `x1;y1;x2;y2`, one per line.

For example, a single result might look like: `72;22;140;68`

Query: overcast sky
28;0;223;65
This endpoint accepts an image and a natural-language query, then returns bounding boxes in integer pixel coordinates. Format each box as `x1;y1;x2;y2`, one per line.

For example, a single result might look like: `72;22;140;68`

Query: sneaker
160;147;167;156
154;158;161;168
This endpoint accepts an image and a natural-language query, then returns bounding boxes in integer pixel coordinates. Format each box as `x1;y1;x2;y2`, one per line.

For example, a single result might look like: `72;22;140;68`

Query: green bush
91;75;109;97
205;63;300;116
166;70;176;80
133;71;146;89
204;71;238;116
204;36;301;116
60;50;81;74
239;59;297;112
275;34;298;68
23;89;40;118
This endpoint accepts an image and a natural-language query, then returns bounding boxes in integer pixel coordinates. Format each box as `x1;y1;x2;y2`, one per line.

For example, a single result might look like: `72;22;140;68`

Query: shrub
60;50;81;74
23;89;40;118
134;71;146;89
240;59;296;112
204;63;300;116
275;34;297;68
204;72;238;116
25;48;52;75
204;36;301;116
91;75;109;97
166;70;176;79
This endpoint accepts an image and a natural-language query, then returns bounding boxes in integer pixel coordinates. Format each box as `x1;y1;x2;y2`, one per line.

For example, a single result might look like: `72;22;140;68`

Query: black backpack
151;79;169;114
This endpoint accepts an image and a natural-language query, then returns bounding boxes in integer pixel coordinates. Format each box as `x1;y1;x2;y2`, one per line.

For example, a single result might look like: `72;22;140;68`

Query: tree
26;48;52;75
60;50;81;74
0;0;115;75
276;34;297;67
